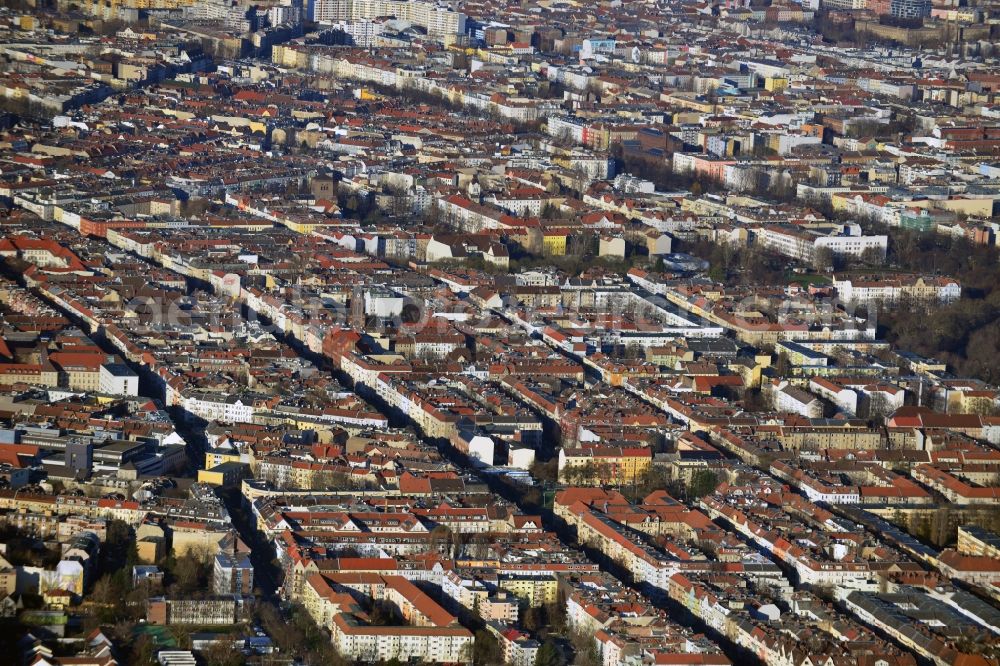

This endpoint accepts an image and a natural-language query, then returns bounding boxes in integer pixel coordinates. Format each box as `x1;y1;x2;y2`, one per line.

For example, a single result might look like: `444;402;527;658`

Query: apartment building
832;274;961;306
147;596;248;625
213;552;255;595
558;446;653;485
303;572;474;662
754;224;887;264
98;363;140;396
49;352;104;392
312;0;465;37
957;525;1000;559
0;364;59;388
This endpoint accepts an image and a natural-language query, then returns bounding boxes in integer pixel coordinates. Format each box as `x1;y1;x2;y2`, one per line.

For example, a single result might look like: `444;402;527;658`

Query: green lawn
133;624;178;648
19;611;67;626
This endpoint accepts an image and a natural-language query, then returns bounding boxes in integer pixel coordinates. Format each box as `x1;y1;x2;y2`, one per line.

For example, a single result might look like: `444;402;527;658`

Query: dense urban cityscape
0;0;999;664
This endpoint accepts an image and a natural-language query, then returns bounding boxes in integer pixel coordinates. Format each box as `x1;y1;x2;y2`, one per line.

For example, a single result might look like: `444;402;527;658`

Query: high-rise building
890;0;930;18
213;552;255;595
312;0;465;37
65;440;93;474
314;0;350;22
822;0;867;11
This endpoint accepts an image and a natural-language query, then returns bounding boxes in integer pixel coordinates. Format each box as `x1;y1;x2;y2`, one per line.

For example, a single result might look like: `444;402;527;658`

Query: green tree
202;639;244;666
775;352;791;377
531;458;559;483
169;625;192;650
931;507;953;547
536;638;564;666
547;601;568;633
522;605;546;633
688;470;720;499
570;631;601;666
473;629;503;665
170;551;209;595
369;599;402;626
129;633;156;666
812;246;835;271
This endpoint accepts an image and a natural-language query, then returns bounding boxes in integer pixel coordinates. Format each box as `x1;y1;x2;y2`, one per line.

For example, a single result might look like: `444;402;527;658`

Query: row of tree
876;230;1000;384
